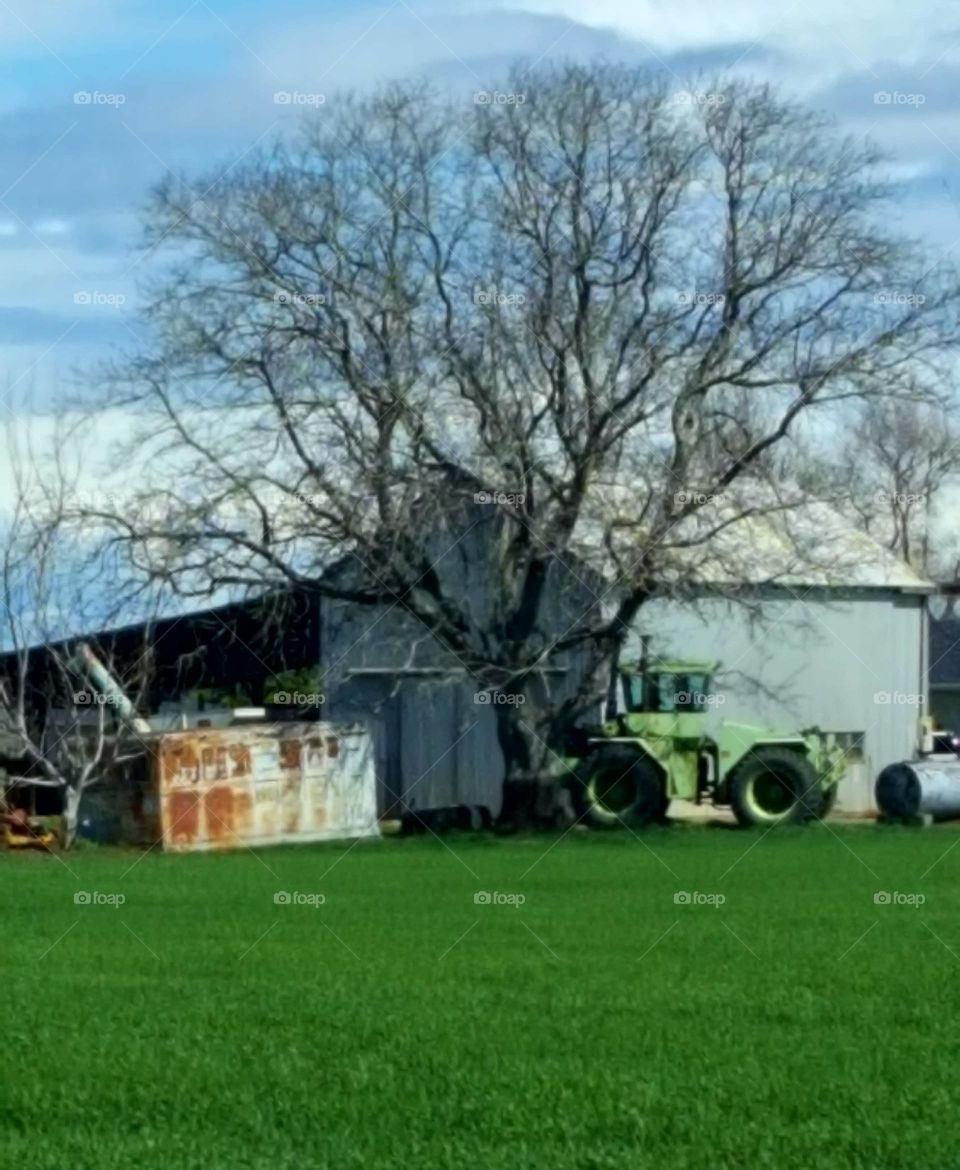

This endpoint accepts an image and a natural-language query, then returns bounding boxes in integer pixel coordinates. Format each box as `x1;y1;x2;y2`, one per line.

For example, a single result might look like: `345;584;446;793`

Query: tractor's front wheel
573;745;666;828
728;748;820;828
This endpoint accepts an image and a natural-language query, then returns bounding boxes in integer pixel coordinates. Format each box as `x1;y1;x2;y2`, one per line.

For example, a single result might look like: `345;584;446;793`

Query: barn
2;501;928;825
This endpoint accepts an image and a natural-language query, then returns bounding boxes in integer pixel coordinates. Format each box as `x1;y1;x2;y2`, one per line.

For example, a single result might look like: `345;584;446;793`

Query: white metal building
624;505;932;814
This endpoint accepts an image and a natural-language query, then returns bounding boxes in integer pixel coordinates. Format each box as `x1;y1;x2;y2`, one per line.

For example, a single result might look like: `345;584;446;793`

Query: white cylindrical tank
875;760;960;820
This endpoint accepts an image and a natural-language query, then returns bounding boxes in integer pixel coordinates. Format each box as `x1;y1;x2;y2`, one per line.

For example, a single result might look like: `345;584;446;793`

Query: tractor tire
654;786;671;823
812;783;839;821
573;745;666;828
728;748;820;828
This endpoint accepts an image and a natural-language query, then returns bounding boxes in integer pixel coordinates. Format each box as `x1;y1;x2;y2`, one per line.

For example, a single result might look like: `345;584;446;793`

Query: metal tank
875;759;960;820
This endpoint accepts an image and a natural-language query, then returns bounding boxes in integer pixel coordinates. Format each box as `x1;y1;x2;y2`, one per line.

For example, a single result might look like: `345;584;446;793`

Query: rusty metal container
154;722;379;852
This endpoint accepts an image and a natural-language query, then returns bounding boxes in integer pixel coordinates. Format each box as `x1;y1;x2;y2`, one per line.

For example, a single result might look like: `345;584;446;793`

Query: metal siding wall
398;682;503;813
400;683;454;811
627;592;925;785
318;542;599;818
455;687;503;812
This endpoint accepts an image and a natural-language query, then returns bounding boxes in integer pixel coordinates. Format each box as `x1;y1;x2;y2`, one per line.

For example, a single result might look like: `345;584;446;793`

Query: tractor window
624;672;713;713
655;674;682;712
624;675;647;711
678;674;710;709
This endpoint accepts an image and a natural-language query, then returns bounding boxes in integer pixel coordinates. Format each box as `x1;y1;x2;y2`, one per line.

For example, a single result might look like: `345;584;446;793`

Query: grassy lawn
4;824;959;1169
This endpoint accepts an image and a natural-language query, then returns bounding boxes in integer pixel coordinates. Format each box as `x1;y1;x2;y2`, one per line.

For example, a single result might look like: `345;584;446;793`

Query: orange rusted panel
163;740;200;785
204;786;234;845
154;723;378;853
167;790;201;847
280;740;301;770
228;743;252;776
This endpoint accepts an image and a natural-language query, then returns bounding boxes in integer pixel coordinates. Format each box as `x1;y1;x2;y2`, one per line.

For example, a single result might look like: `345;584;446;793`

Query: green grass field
4;825;959;1169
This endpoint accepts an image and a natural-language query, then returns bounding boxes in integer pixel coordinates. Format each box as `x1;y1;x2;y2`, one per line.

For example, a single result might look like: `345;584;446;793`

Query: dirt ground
667;798;877;827
668;799;960;830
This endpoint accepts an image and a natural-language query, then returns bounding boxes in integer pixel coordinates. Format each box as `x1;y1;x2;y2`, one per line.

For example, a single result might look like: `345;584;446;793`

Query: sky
0;0;959;491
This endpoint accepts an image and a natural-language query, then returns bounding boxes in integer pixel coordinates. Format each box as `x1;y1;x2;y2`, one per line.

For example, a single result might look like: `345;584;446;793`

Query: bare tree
0;422;157;847
784;397;960;578
88;64;960;822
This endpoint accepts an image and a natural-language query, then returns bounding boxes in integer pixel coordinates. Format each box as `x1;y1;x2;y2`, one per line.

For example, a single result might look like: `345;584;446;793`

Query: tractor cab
619;660;719;715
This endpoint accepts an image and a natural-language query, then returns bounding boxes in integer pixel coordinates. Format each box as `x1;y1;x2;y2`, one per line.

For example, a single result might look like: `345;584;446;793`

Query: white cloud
0;0;128;55
507;0;956;72
255;5;637;93
33;218;72;236
0;405;140;518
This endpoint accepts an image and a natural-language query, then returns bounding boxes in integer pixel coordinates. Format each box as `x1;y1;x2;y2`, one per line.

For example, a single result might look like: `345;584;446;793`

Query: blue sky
0;0;959;416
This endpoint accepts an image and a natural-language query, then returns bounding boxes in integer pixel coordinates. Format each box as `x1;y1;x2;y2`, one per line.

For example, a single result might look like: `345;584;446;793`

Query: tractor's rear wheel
573;746;666;828
728;748;820;828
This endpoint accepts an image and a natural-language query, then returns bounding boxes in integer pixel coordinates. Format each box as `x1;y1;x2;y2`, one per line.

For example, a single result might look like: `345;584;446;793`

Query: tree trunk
494;693;563;830
61;785;82;850
493;594;646;830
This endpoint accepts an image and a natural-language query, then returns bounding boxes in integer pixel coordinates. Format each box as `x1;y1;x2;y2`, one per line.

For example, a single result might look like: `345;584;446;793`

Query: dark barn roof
0;587;321;713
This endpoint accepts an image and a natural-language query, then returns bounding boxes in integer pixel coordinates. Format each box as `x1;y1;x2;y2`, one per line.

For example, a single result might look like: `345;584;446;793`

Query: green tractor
564;658;844;829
